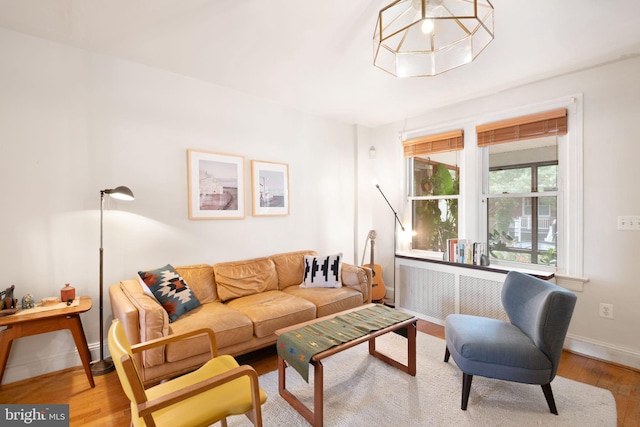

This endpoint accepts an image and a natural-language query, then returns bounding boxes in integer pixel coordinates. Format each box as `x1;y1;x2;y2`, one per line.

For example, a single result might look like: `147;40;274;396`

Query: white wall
360;56;640;368
0;28;357;384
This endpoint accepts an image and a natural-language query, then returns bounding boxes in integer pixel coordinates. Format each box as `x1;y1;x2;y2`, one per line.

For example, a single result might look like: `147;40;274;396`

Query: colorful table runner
277;304;414;382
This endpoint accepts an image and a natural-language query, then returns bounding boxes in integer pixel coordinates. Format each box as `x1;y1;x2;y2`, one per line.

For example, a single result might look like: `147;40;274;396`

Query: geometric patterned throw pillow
300;253;343;288
138;264;201;322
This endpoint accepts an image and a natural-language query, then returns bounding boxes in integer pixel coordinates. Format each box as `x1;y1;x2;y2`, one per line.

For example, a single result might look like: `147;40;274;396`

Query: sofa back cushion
174;264;217;304
270;250;317;290
214;257;279;302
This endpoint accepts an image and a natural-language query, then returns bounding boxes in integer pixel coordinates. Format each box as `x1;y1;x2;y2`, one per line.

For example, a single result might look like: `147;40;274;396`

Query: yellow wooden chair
108;319;267;427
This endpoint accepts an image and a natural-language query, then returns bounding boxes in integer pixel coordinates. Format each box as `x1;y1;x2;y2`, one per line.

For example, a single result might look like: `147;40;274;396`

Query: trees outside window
487;138;558;266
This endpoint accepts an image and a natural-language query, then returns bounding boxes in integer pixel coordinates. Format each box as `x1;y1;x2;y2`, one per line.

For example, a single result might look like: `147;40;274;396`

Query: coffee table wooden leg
278;355;324;427
314;360;324;427
407;321;417;376
278;355;286;394
368;321;417;376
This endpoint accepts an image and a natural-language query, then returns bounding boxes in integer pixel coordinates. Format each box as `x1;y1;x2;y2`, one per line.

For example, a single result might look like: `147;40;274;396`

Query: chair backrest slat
108;320;150;408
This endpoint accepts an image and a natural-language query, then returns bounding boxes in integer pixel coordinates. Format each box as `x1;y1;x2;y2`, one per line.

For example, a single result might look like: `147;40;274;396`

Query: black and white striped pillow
301;253;343;288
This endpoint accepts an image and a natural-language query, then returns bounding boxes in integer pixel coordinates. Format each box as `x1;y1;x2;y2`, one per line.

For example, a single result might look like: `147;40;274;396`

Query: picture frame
251;160;289;216
187;149;245;219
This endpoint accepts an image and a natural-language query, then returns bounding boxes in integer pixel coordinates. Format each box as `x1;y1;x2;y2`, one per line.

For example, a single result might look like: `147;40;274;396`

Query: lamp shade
103;186;134;201
374;0;495;77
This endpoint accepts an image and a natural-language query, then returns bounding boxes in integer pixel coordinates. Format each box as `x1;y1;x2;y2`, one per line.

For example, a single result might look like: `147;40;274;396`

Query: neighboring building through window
478;108;567;270
486;137;558;266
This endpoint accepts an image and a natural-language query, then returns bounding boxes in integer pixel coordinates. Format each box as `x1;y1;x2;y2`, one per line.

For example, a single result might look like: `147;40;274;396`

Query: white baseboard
1;342;104;385
565;333;640;371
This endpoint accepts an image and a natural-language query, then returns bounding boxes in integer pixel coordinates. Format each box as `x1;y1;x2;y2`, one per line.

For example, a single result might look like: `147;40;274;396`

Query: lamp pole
374;184;404;307
375;184;405;232
92;186;134;375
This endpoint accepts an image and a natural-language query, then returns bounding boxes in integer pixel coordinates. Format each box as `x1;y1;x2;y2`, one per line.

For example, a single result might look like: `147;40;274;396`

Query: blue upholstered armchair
444;271;577;414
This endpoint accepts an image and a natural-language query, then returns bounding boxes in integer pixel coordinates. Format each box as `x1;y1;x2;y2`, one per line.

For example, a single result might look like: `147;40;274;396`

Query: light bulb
421;19;434;34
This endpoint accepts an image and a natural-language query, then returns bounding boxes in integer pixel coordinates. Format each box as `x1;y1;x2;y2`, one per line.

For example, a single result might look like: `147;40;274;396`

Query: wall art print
251;160;289;216
187;149;245;219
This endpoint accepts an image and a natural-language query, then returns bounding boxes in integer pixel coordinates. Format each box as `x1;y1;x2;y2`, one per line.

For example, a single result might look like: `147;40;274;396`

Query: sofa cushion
301;253;343;288
226;290;316;338
138;264;201;322
166;302;254;363
283;286;364;317
214;257;279;302
270;250;317;290
174;264;217;304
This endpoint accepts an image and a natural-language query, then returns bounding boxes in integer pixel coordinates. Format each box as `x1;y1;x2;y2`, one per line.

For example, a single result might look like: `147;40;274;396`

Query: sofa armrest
341;263;373;304
109;282;141;346
111;279;170;368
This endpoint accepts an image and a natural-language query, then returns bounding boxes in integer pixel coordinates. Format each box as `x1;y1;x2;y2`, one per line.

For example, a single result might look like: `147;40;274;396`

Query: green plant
538;247;557;266
414;164;458;252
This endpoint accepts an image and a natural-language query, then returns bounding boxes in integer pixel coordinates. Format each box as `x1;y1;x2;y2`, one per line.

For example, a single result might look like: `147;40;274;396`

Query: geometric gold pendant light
374;0;494;77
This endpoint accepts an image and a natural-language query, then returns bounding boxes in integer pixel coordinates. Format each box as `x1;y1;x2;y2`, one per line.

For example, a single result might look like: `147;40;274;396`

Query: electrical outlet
618;216;630;230
599;303;614;319
618;215;640;231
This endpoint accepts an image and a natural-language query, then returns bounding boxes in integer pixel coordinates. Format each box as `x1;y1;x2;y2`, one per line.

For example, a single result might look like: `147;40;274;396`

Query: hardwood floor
0;320;637;426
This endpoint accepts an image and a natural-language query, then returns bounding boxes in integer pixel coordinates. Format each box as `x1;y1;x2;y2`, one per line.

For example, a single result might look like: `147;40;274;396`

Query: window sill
395;251;555;281
554;273;589;292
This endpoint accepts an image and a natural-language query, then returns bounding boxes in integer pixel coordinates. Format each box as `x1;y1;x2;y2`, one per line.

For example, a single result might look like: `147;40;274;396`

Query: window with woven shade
400;98;584;290
403;129;464;157
404;130;463;253
477;109;567;267
476;109;567;146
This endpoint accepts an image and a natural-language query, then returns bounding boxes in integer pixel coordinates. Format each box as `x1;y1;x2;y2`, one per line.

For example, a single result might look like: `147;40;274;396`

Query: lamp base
91;358;115;376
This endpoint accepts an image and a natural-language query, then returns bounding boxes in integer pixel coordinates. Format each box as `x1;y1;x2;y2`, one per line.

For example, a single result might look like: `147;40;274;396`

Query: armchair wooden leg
541;383;558;415
444;347;450;362
461;373;473;410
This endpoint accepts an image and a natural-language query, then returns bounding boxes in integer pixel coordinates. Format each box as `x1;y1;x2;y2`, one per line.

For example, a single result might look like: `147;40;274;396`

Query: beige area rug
228;332;616;426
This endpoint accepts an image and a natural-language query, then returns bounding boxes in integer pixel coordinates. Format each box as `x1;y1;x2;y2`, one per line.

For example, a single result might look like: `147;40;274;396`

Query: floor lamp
92;186;134;376
374;184;405;308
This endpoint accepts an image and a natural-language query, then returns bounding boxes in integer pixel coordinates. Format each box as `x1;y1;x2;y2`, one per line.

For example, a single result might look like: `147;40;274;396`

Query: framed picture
187;149;245;219
251;160;289;216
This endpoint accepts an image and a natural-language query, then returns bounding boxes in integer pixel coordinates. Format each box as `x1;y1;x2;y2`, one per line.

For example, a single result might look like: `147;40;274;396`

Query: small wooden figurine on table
0;285;18;315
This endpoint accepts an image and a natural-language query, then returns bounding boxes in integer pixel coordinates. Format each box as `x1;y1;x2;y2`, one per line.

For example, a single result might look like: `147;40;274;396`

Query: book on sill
446;239;486;266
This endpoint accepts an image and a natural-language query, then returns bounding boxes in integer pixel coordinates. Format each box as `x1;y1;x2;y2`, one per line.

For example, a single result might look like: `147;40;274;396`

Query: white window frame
400;94;585;290
479;95;585;290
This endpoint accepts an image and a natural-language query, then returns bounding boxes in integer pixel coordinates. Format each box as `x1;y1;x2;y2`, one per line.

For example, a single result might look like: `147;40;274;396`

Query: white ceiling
1;0;640;127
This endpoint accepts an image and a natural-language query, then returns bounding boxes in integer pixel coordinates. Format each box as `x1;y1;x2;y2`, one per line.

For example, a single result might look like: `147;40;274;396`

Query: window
478;108;568;271
486;137;558;266
404;130;462;253
408;153;460;252
402;98;584;288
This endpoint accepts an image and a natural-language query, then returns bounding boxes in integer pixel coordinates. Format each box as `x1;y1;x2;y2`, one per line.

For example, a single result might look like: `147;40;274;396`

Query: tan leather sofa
109;250;372;386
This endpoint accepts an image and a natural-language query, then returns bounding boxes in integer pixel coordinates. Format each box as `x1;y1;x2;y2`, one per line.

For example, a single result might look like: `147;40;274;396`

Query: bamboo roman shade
403;129;464;157
476;108;567;146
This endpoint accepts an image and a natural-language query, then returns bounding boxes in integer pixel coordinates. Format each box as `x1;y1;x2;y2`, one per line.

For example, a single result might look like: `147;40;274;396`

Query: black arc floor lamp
374;183;405;307
92;186;134;376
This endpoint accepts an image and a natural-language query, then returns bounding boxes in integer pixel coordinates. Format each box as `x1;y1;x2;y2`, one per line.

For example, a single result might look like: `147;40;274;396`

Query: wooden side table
0;296;95;388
